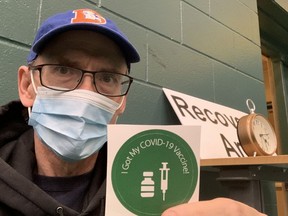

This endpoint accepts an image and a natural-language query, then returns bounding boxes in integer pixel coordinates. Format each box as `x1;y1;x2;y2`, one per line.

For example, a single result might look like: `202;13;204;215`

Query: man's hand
161;198;268;216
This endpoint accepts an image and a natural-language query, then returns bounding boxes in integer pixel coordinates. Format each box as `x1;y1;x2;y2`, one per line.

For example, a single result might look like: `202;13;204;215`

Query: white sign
106;125;200;216
163;88;248;159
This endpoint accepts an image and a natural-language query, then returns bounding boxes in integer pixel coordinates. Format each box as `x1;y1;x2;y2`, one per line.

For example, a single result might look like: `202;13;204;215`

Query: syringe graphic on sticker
159;162;170;201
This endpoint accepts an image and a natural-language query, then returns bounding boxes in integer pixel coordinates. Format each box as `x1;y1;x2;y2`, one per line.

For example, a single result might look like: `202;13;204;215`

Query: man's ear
18;65;36;107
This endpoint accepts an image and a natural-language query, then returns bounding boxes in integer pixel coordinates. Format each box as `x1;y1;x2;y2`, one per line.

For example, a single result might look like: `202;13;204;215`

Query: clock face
252;115;277;154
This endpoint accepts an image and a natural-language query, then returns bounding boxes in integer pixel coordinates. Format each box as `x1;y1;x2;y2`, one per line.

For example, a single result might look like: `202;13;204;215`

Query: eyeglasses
29;64;133;97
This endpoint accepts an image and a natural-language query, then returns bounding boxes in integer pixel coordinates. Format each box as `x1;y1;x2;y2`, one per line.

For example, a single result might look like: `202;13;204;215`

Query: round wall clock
237;99;277;156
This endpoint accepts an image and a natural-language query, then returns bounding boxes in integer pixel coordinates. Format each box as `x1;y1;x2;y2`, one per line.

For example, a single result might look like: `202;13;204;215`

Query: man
0;8;266;216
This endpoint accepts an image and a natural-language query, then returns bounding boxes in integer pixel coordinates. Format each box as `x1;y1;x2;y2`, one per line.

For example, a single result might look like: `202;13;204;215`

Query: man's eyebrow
47;54;126;72
54;57;80;67
55;59;121;72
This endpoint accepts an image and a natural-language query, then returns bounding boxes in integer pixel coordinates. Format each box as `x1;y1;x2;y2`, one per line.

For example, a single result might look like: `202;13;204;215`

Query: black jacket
0;101;106;216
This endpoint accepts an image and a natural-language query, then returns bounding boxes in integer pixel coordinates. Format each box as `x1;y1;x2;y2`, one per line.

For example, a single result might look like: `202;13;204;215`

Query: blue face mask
28;87;121;161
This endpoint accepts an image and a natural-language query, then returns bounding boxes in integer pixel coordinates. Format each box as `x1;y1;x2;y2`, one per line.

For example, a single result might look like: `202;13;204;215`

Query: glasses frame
29;64;134;97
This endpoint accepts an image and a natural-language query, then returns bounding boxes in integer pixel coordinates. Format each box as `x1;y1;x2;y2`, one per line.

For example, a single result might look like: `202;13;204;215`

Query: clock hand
259;133;269;137
258;134;269;151
261;135;270;151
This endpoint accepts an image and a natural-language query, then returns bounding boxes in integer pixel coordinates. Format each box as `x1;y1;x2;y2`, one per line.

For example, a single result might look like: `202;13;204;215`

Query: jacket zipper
56;207;64;216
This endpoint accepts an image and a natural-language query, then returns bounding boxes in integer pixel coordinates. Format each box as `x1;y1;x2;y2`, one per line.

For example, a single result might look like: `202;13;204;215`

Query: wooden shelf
200;155;288;167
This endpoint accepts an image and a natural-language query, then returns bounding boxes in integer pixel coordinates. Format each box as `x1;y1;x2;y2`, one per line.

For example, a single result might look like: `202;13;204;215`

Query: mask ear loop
113;96;126;123
28;69;38;118
30;69;38;94
117;96;125;110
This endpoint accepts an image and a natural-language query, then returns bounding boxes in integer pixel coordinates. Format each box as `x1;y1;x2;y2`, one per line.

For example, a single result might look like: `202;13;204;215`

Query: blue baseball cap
27;9;140;64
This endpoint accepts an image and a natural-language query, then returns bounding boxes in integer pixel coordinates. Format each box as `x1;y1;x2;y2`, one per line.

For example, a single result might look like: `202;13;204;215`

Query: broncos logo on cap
71;9;107;24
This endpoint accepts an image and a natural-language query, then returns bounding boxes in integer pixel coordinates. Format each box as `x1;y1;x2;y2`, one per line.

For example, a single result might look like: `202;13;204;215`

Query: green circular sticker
112;129;198;215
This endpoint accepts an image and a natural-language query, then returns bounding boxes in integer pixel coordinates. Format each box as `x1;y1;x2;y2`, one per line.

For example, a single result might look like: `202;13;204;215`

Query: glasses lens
41;65;82;90
94;72;131;96
38;65;132;96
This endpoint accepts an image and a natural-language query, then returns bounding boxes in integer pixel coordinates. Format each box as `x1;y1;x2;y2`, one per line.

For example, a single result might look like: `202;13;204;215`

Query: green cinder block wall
0;0;276;215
